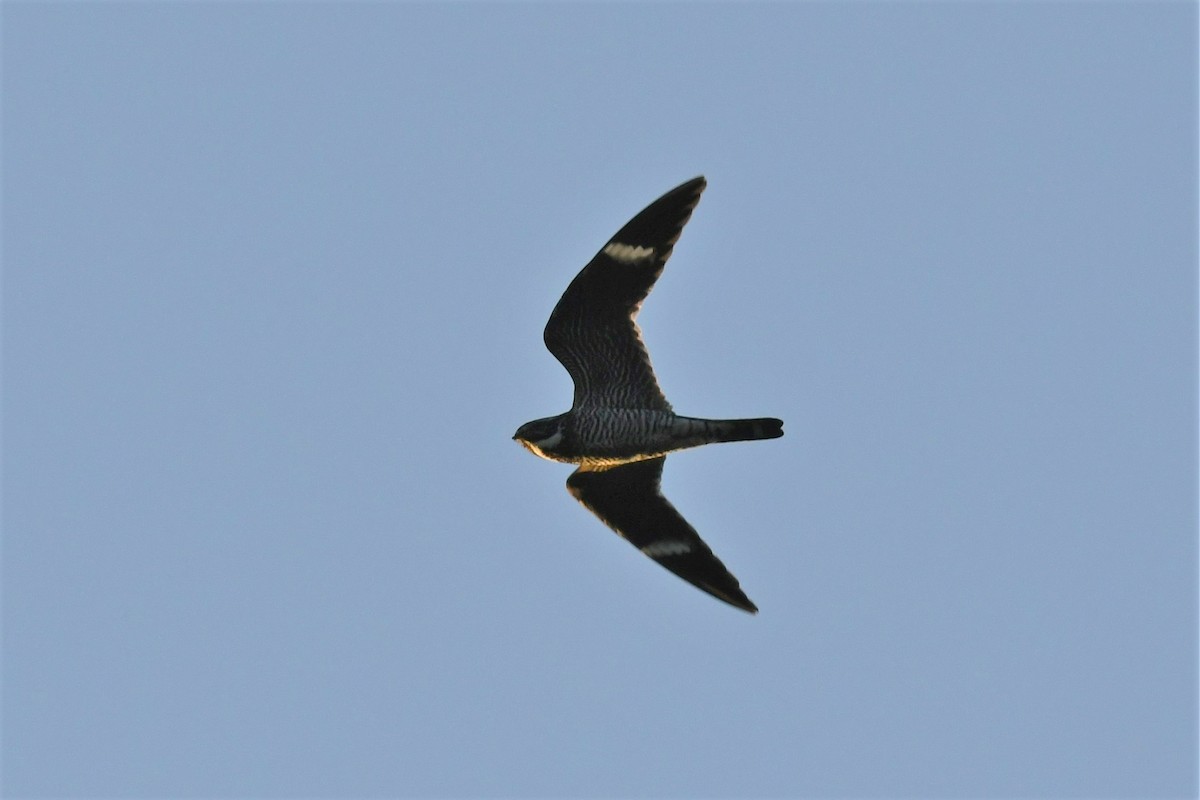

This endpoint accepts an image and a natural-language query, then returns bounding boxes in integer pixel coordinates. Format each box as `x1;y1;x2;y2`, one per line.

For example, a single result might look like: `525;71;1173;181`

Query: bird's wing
544;176;707;412
566;456;757;613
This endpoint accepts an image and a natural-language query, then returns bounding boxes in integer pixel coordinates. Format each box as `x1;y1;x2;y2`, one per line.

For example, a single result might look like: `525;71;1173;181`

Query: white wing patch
641;540;692;557
603;242;656;263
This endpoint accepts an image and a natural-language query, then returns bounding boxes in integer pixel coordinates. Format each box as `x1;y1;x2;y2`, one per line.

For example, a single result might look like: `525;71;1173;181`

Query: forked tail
710;417;784;443
663;415;784;456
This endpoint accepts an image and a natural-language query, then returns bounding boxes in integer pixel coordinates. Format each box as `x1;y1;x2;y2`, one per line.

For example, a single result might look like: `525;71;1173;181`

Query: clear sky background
3;3;1196;798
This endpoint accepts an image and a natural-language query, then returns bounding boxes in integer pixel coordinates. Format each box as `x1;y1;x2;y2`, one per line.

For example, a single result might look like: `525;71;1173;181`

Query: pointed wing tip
603;177;709;255
661;559;760;615
738;597;759;614
703;584;759;614
673;175;707;205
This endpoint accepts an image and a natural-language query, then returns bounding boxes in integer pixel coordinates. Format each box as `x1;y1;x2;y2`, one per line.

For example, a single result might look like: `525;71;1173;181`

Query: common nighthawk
513;176;783;613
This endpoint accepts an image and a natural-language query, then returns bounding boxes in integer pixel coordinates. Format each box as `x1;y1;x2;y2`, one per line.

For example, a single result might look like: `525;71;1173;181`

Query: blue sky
3;3;1196;797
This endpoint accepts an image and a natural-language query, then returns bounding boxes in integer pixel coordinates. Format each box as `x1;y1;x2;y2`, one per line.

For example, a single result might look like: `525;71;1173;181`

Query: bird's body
517;408;781;471
514;176;783;613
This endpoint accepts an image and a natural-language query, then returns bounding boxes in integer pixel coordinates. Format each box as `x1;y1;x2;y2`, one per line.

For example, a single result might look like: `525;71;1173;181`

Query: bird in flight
513;176;783;613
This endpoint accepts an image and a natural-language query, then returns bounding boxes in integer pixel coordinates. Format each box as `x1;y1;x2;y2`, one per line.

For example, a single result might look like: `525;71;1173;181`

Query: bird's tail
673;416;784;447
708;417;785;443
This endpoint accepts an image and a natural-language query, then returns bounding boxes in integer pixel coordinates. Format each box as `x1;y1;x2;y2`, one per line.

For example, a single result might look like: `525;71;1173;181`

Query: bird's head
513;414;568;462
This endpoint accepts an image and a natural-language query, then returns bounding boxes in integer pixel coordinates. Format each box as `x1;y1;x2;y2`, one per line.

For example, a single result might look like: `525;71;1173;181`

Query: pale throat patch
603;242;656;263
641;540;692;557
536;429;563;450
518;429;563;462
